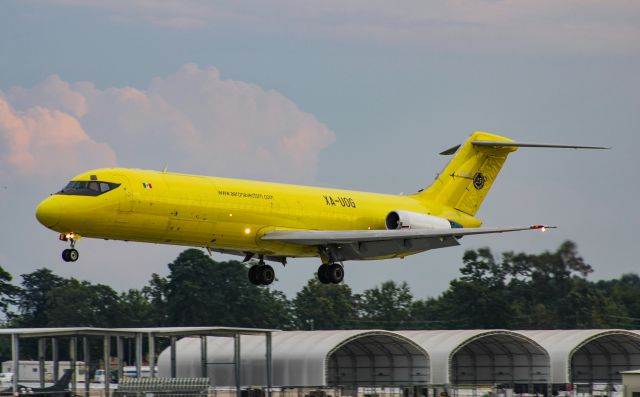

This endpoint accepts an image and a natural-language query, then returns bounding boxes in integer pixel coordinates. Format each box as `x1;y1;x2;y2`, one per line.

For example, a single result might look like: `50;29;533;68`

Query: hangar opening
571;331;640;384
327;332;430;386
450;332;549;389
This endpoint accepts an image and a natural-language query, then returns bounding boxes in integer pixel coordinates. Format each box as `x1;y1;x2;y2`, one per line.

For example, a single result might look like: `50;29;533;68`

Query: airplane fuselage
36;168;482;259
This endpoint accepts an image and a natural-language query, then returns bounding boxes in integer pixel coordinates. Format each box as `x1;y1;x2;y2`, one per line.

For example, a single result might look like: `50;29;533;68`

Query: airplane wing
262;225;553;261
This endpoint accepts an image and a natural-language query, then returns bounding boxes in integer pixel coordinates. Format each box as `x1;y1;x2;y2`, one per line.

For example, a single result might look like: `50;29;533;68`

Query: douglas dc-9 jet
35;132;607;285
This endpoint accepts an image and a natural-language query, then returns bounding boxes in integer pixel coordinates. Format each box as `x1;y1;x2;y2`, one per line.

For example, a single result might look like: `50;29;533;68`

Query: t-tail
416;131;608;217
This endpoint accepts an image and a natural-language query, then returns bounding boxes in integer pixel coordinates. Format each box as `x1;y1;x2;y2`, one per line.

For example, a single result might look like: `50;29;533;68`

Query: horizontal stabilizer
439;144;461;155
472;141;610;150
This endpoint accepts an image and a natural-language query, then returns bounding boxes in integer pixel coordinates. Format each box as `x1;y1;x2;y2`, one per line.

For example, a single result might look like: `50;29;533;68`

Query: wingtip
530;225;558;231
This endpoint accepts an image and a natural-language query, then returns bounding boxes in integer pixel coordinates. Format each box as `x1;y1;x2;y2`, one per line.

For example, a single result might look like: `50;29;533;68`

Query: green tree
358;281;413;329
595;274;640;328
0;264;19;319
162;249;293;328
415;248;514;329
14;268;64;326
117;289;160;327
46;279;120;327
411;241;620;329
141;273;170;325
504;240;600;328
293;278;358;329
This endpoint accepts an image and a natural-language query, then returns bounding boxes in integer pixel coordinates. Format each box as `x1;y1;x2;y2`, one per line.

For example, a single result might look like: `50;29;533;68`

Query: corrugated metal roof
157;330;429;387
0;327;275;338
398;330;549;384
519;329;640;383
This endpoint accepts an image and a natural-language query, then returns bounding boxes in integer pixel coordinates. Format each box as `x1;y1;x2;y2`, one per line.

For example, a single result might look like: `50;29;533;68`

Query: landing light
244;228;251;234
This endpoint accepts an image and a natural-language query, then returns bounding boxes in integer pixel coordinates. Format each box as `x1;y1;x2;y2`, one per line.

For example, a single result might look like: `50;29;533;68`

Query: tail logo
473;172;485;190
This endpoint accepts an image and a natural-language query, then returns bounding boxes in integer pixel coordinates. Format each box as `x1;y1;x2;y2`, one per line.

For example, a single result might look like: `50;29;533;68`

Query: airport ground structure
3;328;640;397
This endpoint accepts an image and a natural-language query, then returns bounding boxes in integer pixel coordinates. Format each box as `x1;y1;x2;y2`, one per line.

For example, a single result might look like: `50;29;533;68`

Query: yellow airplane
35;132;606;285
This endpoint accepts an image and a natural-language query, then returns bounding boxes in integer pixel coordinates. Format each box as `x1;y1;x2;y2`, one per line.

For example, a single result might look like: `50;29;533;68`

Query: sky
1;0;639;299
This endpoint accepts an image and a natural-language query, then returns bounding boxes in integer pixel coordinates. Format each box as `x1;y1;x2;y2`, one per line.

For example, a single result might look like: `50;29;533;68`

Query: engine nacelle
385;210;452;230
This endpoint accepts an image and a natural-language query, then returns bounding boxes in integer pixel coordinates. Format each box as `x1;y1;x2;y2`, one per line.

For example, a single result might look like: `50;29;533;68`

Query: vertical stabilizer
417;132;517;216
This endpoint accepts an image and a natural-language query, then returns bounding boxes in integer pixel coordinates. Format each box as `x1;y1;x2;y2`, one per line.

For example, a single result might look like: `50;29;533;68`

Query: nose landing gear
62;248;79;262
60;233;79;262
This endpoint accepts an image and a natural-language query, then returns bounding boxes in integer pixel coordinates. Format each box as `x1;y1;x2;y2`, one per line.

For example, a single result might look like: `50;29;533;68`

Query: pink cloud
7;75;87;117
3;64;335;183
0;96;117;176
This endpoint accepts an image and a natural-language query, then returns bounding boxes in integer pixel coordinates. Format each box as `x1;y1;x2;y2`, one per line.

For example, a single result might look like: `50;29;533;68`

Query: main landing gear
248;256;275;286
60;234;79;262
317;263;344;284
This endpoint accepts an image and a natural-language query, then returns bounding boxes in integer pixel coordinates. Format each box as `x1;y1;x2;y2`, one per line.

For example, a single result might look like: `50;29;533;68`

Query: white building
1;361;86;382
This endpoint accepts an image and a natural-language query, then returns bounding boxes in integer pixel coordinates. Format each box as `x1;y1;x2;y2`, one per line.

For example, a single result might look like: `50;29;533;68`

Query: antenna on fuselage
162;164;169;173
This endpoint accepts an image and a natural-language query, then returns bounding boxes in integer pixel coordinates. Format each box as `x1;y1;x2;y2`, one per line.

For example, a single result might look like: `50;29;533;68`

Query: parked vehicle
0;373;13;387
122;366;157;378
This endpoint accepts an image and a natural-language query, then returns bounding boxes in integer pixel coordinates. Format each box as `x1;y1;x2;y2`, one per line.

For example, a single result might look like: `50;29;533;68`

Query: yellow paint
35;132;517;260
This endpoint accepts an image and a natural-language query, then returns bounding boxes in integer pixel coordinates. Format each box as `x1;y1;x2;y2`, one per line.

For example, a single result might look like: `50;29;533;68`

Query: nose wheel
62;248;79;262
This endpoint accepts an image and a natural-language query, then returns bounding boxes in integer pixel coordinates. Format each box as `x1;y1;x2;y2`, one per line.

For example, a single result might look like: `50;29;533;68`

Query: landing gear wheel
327;263;344;284
248;265;260;285
62;249;79;262
317;265;331;284
257;265;275;285
68;249;79;262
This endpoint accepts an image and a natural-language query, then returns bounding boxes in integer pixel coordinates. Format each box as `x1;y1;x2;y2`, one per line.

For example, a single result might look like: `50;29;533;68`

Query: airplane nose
36;197;61;228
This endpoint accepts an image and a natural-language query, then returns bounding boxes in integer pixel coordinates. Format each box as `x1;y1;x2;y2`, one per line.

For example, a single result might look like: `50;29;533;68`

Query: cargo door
165;177;218;245
115;174;134;223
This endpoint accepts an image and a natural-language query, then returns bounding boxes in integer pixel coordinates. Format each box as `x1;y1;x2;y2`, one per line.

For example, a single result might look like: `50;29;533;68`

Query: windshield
56;180;121;196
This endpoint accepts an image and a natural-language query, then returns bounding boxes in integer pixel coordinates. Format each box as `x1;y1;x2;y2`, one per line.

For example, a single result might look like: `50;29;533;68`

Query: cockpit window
56;181;121;196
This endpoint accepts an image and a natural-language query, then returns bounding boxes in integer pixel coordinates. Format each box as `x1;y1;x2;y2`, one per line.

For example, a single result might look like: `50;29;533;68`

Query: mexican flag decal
142;182;153;189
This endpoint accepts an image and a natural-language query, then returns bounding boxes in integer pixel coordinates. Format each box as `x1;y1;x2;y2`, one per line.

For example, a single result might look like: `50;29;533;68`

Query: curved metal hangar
157;329;640;389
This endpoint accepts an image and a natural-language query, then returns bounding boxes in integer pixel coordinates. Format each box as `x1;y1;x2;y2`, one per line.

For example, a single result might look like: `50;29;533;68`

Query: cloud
3;64;335;183
40;0;640;54
0;95;116;177
7;75;88;117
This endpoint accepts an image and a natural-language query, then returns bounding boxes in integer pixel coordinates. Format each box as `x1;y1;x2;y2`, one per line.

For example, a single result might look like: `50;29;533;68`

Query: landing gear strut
61;238;79;262
317;263;344;284
248;256;275;285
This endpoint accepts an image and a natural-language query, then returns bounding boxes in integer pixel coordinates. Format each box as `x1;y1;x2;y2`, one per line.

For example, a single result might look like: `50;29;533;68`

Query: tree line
0;240;639;331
